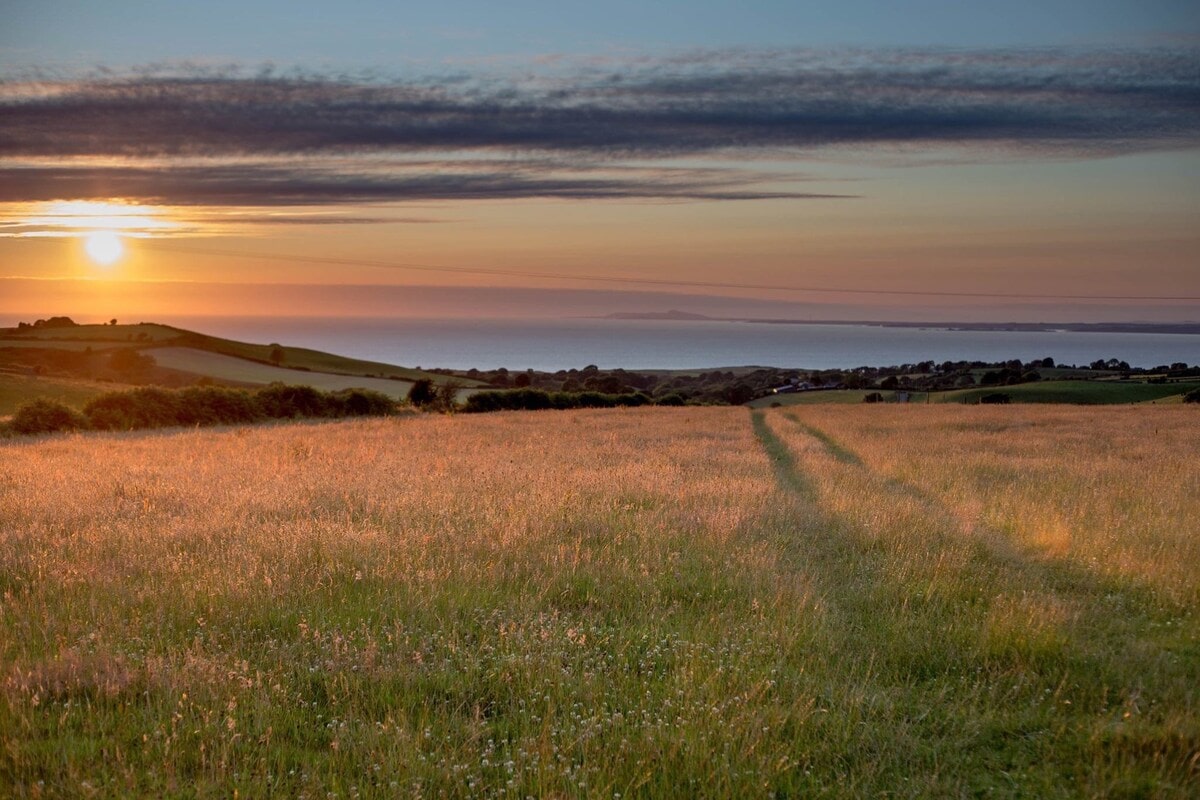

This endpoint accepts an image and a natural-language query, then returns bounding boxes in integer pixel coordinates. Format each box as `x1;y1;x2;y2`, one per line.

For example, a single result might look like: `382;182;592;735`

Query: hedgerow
1;383;400;437
462;389;655;413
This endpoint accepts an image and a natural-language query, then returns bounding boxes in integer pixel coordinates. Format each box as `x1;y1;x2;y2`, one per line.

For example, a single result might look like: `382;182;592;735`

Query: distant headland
599;311;1200;335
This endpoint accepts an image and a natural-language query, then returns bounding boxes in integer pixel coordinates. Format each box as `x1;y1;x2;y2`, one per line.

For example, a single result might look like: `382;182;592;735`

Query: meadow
0;406;1196;797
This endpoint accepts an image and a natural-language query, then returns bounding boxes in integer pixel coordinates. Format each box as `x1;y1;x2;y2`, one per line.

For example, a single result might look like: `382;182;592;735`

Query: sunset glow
0;2;1196;323
83;230;124;266
2;200;182;239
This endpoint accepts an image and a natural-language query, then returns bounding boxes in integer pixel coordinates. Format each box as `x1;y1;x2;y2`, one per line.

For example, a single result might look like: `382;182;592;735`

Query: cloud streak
0;164;847;205
1;47;1196;207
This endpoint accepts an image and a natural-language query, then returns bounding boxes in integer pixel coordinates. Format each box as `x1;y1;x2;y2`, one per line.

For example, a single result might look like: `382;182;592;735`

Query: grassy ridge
751;380;1200;408
2;323;487;387
935;379;1200;405
0;374;111;417
1;406;1197;797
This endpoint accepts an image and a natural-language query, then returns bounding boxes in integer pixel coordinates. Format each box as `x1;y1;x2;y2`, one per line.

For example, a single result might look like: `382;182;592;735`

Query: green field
935;379;1200;405
147;347;433;400
1;406;1196;797
0;373;113;417
1;323;488;411
2;323;486;385
750;380;1200;408
2;323;182;343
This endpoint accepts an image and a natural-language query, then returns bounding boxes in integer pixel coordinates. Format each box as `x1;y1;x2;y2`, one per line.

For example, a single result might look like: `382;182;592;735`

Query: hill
933;380;1200;405
0;320;488;411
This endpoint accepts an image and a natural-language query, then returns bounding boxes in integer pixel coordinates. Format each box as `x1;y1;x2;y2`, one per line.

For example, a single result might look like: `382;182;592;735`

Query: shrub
431;381;463;414
613;392;652;407
508;389;554;410
463;389;657;413
9;383;399;438
256;383;329;418
176;386;263;426
980;393;1012;405
328;388;397;417
656;393;686;407
85;387;184;430
575;391;613;409
863;392;884;404
1184;388;1200;404
407;379;436;408
5;399;89;436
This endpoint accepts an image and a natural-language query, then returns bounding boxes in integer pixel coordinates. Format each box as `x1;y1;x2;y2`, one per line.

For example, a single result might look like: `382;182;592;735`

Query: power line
138;241;1198;302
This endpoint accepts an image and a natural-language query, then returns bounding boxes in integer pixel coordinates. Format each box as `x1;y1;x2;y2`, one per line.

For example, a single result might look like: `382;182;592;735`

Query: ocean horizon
159;315;1200;372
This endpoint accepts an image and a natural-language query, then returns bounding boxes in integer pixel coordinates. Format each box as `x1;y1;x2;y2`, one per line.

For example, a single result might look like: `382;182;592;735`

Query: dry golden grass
779;405;1200;604
0;406;1197;797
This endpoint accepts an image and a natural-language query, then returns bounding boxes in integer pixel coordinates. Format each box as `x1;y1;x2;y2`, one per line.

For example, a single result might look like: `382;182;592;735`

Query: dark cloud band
0;47;1196;206
4;48;1197;158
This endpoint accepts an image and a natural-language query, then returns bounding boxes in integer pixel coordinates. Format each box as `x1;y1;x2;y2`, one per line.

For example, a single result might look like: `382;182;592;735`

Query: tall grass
0;406;1196;797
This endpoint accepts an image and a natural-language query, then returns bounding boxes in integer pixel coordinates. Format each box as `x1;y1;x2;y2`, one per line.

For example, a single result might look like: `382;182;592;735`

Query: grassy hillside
2;323;180;343
936;379;1200;405
0;373;112;417
1;323;487;386
0;322;489;411
1;407;1196;797
751;381;1200;407
157;325;473;383
148;347;428;400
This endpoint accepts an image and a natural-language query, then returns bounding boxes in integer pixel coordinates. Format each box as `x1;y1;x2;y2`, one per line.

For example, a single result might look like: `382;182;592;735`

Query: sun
84;230;124;266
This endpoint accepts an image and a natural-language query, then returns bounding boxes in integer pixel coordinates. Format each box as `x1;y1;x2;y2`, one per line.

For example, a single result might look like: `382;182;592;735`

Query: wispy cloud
1;46;1196;209
0;164;849;206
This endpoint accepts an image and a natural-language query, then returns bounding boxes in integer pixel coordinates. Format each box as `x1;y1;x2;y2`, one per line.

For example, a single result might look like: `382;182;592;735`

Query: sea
165;316;1200;372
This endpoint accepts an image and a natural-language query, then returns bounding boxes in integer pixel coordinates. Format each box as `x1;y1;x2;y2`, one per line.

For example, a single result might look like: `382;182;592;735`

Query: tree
433;380;464;413
407;379;436;407
109;318;118;326
268;344;285;366
724;383;755;405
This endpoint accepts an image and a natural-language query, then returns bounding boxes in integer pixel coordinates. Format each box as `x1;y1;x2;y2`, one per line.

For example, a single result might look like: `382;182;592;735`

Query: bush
85;387;184;430
656;393;686;407
256;383;329;418
7;383;399;438
328;388;397;417
407;379;436;408
431;381;463;414
863;392;884;404
5;399;89;435
462;389;656;413
176;386;263;426
1184;388;1200;404
980;393;1012;405
613;392;652;407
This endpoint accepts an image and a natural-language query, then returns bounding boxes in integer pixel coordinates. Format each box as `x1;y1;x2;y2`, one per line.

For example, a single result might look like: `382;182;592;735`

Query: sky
1;1;1198;323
